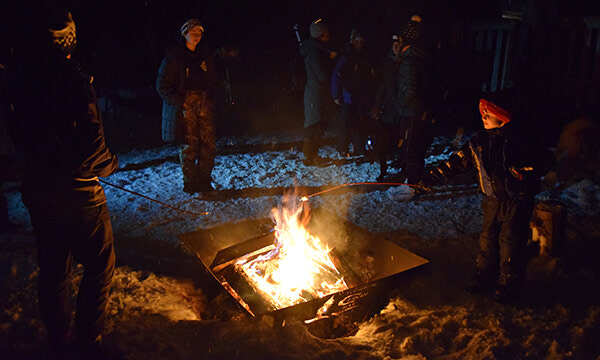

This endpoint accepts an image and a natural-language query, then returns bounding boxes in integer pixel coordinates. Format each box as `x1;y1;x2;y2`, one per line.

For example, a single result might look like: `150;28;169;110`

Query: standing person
331;28;377;157
372;34;403;181
156;19;218;194
299;19;337;166
7;8;119;356
421;98;554;303
395;15;433;184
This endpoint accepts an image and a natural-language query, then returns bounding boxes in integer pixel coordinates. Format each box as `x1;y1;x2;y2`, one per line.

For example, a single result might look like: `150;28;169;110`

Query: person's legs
469;196;501;292
404;115;429;184
494;197;534;302
374;122;390;179
24;194;75;351
335;105;351;155
73;203;115;347
303;122;325;165
196;92;217;192
181;92;202;192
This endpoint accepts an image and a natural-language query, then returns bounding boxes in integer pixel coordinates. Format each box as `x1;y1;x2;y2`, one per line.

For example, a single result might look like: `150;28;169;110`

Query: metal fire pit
179;208;428;336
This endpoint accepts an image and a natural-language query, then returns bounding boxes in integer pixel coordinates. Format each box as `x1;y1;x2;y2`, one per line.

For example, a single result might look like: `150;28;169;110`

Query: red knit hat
479;98;511;123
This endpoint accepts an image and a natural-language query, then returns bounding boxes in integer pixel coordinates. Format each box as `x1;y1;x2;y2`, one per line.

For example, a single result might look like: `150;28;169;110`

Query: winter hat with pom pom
399;15;423;45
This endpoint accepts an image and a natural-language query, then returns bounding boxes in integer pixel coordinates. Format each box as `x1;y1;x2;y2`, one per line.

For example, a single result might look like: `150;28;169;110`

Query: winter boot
198;176;217;196
183;182;203;194
492;261;523;304
48;328;75;359
492;280;521;304
467;268;496;293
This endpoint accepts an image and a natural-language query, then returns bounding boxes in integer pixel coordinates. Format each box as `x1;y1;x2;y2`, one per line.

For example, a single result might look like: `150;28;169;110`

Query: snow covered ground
1;130;599;359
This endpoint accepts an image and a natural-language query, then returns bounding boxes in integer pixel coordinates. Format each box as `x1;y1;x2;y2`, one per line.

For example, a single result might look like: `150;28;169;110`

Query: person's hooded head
309;19;330;42
349;28;366;50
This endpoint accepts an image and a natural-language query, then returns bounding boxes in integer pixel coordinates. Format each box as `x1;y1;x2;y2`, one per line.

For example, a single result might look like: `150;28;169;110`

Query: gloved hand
334;98;342;105
417;180;432;193
418;172;436;192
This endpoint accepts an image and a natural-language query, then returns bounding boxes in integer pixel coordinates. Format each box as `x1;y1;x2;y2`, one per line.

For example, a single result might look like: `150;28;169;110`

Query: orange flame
236;193;348;309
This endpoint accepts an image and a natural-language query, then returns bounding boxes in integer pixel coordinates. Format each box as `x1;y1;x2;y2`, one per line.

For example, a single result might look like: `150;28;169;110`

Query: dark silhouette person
373;34;403;181
331;28;377;158
395;15;433;184
7;8;119;357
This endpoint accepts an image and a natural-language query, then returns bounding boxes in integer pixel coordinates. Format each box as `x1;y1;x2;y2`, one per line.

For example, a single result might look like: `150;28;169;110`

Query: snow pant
181;90;216;189
401;113;431;184
374;121;403;176
478;195;534;286
22;185;115;345
336;103;369;155
303;121;326;161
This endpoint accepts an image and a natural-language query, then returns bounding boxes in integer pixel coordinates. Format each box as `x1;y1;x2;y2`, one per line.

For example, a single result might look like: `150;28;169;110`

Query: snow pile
1;131;599;359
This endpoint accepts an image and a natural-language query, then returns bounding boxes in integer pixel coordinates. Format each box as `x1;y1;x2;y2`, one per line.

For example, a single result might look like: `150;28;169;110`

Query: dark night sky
2;0;599;142
2;0;598;89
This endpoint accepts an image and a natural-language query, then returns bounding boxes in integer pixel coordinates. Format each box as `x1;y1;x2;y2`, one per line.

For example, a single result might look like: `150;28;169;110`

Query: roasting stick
300;182;423;201
99;179;209;216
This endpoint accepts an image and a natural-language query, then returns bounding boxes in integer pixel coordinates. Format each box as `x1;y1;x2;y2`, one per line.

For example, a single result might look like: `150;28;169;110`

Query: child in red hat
421;98;554;303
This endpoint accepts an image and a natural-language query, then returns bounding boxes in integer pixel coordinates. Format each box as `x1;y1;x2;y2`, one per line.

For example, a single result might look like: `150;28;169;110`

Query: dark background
2;1;599;152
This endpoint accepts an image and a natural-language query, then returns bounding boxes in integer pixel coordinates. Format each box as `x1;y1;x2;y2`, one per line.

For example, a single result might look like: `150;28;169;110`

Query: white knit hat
180;19;204;35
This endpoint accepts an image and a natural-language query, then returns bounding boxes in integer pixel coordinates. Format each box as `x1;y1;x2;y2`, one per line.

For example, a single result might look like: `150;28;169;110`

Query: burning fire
235;193;348;310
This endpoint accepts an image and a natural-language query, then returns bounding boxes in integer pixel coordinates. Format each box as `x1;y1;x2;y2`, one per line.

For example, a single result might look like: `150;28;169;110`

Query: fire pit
179;198;428;337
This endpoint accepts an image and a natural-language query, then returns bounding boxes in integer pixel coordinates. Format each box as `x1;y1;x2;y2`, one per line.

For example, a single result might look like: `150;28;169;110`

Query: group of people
298;16;555;304
299;15;433;186
2;7;557;359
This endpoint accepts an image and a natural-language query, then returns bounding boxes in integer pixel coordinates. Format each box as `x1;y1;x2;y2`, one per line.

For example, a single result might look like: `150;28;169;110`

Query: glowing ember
235;193;348;310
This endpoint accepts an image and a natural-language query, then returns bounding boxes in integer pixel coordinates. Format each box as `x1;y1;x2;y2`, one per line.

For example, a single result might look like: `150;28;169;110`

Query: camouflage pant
181;91;216;187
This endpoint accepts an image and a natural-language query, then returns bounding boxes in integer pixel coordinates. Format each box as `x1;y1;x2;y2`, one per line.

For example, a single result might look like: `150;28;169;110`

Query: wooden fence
464;16;600;104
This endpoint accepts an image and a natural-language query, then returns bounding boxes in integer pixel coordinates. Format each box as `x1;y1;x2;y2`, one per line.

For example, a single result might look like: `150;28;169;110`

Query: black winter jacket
395;45;430;117
156;41;218;108
426;124;554;200
9;57;117;180
156;41;218;142
8;56;118;206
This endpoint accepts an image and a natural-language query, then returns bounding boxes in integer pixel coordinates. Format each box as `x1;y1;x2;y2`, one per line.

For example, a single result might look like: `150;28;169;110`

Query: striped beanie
47;10;77;55
180;19;204;35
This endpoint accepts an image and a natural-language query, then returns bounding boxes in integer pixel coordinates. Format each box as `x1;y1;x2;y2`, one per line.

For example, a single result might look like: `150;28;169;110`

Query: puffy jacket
426;124;554;199
395;45;430;117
